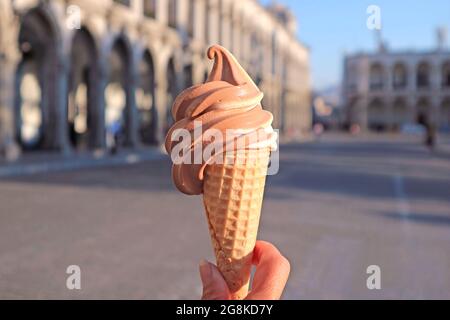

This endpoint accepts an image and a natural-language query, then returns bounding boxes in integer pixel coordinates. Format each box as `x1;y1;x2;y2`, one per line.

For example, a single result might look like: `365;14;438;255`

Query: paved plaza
1;133;449;299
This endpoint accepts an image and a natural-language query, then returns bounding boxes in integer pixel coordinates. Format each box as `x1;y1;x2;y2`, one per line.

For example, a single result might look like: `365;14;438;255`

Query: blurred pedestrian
417;113;436;151
425;124;436;151
107;119;122;155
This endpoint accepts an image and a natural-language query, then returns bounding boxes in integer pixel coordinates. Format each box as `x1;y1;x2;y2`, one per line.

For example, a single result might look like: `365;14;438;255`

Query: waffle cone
202;147;270;300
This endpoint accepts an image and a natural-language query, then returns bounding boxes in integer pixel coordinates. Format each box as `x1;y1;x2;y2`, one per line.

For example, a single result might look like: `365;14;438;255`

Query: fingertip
279;255;291;274
200;261;231;300
246;241;290;300
252;240;284;264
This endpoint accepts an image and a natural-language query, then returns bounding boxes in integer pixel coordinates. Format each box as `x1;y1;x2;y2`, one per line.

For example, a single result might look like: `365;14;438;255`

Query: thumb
199;259;230;300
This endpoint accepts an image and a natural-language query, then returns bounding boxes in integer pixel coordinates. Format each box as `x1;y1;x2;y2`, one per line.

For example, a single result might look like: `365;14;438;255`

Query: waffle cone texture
202;147;270;299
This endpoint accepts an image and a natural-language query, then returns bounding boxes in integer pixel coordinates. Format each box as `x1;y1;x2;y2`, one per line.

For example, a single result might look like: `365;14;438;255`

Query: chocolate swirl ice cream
165;45;277;195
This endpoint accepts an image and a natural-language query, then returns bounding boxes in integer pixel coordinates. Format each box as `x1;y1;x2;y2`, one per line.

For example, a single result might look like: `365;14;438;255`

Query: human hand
199;240;290;300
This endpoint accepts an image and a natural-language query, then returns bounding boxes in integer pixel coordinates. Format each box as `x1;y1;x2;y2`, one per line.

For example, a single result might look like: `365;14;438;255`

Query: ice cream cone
164;45;277;300
202;147;271;300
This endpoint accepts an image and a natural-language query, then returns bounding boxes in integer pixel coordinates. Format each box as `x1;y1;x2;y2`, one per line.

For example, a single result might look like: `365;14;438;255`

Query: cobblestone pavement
1;133;450;299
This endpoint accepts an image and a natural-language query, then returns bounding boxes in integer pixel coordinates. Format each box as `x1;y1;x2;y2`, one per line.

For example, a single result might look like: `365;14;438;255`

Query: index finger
245;240;290;300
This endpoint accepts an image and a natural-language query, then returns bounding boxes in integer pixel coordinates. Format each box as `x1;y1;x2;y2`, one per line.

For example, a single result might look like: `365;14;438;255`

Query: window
168;0;177;28
417;62;430;88
143;0;156;18
188;0;195;37
114;0;130;6
369;63;384;90
393;64;407;89
204;1;209;42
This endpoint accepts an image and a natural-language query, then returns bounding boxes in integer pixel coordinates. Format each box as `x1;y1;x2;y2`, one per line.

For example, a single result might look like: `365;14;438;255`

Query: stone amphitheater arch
104;34;135;148
16;5;64;151
68;27;100;151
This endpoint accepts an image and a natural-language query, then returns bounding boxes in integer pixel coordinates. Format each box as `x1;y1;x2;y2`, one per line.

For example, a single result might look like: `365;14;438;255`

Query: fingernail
199;259;212;283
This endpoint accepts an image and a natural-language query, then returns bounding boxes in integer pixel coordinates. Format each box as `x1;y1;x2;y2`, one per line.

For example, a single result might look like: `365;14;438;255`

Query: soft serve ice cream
165;45;277;195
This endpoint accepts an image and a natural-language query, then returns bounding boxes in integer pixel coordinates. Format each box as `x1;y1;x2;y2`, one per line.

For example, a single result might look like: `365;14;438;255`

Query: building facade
0;0;311;161
342;45;450;131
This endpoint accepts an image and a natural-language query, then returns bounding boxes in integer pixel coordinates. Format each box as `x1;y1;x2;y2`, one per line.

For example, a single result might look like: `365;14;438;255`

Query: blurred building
342;29;450;131
312;85;343;130
0;0;310;161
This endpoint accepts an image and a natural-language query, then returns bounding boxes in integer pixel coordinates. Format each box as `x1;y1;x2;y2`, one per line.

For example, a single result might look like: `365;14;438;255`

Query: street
0;133;449;299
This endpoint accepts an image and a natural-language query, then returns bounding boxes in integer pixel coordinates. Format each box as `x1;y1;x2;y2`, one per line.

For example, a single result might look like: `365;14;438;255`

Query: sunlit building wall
0;0;310;160
342;40;450;131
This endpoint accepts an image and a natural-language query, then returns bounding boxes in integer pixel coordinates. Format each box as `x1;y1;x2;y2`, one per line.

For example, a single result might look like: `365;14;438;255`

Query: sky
260;0;450;91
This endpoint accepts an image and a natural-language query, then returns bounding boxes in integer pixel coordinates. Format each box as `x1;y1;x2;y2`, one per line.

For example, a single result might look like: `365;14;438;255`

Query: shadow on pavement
0;157;177;193
375;211;450;227
2;135;450;202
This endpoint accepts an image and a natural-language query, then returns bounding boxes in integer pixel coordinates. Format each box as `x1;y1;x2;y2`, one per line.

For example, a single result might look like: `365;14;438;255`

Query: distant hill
314;85;342;108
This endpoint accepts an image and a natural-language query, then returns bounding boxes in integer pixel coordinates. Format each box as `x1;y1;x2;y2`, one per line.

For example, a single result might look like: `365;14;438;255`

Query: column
55;59;72;155
156;0;168;25
127;58;139;147
431;63;441;91
384;62;393;129
240;20;250;67
177;0;188;33
207;0;220;45
153;55;169;145
131;0;144;15
406;96;416;124
407;62;416;92
94;65;108;149
0;4;21;161
194;0;206;43
385;62;393;93
231;10;241;59
219;0;231;49
0;56;21;161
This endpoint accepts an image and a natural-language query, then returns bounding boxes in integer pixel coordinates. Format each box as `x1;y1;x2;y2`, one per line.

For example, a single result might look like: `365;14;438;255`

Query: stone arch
369;62;384;90
68;27;99;151
105;35;134;148
183;63;193;89
136;49;157;145
392;97;408;127
15;6;62;151
367;97;385;130
416;61;431;88
392;62;407;89
442;61;450;88
204;0;210;43
439;97;450;128
416;96;431;125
